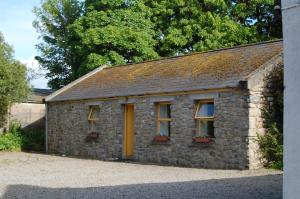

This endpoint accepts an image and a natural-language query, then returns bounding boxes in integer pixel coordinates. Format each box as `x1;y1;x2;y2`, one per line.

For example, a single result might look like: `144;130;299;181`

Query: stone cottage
45;40;283;169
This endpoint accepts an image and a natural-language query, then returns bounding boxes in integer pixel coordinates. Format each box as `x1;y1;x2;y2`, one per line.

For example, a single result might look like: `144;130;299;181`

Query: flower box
193;137;213;144
153;135;170;142
85;132;99;142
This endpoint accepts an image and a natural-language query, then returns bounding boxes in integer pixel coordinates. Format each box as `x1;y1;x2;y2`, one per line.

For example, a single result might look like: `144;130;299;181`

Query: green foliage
257;111;283;170
33;0;83;89
0;132;22;151
34;0;282;89
34;0;158;89
72;0;159;75
20;128;45;151
257;65;283;170
0;33;29;128
231;0;282;38
0;123;44;152
0;123;22;151
144;0;258;56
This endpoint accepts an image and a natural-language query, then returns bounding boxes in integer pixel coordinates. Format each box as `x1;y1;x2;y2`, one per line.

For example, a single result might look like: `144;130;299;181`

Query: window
195;100;215;137
88;106;100;132
157;103;171;136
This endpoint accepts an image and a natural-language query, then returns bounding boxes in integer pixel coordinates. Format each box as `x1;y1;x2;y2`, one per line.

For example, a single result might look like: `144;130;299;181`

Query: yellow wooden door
124;104;134;157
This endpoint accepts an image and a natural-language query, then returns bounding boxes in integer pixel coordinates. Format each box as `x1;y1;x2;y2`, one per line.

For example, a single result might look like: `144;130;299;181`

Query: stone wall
133;92;249;169
47;100;124;158
247;85;266;169
47;89;254;169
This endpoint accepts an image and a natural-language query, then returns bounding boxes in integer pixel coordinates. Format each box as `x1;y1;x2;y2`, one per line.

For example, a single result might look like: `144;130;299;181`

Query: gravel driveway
0;152;282;199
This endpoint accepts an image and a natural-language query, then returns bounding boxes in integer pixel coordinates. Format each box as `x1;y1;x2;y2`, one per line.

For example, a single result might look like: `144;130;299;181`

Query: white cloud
21;56;39;70
21;56;49;89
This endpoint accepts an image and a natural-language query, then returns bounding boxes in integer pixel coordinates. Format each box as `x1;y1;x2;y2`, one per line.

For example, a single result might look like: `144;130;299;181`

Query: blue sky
0;0;48;88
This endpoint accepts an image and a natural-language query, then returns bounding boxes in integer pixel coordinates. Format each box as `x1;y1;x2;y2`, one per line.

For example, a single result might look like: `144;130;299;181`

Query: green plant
0;124;22;151
21;129;45;151
257;111;283;170
0;33;29;128
0;123;44;152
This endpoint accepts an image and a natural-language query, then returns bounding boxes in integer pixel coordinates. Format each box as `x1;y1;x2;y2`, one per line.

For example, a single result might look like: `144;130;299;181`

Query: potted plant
153;135;170;142
193;136;213;144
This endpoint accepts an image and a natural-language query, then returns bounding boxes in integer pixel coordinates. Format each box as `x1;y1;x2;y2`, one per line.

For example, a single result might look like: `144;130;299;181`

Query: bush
21;128;45;151
0;123;44;152
0;131;21;151
257;111;283;170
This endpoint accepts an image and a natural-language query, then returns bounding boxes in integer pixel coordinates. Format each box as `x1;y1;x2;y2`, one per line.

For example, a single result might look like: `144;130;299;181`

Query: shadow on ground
2;174;282;199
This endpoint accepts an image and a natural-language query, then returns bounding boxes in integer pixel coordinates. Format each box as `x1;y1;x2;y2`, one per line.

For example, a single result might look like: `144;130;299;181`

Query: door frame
123;104;135;158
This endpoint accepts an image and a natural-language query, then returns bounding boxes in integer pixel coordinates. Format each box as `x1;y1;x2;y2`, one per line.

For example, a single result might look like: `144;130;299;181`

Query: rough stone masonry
47;88;262;169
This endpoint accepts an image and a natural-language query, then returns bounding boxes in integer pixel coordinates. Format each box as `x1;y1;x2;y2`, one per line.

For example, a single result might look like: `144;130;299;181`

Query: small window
195;101;214;137
88;106;100;132
157;103;171;136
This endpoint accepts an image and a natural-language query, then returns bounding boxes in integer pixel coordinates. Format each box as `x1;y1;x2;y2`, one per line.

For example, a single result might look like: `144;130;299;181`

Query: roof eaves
46;83;239;103
45;65;108;102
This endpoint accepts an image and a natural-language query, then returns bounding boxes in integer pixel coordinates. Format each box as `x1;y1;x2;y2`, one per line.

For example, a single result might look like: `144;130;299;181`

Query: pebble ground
0;152;282;199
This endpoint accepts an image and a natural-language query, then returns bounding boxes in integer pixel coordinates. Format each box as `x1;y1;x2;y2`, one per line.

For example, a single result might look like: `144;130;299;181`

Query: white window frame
194;100;215;137
157;102;172;136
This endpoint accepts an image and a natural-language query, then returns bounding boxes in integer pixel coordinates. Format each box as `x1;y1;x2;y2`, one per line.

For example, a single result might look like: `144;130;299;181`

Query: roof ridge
104;39;283;70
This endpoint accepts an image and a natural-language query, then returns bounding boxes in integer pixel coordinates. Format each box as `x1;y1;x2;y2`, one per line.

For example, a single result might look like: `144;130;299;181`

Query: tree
33;0;83;89
144;0;259;56
34;0;158;89
71;0;159;76
230;0;282;38
0;33;29;128
34;0;282;89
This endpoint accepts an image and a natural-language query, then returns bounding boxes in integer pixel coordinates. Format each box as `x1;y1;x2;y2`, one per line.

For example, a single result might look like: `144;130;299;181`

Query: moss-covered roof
47;40;283;102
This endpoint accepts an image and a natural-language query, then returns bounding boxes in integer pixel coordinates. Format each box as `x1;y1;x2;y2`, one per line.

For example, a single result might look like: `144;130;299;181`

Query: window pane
90;107;100;119
160;104;171;118
196;102;214;117
199;120;214;137
159;121;170;136
89;121;100;132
